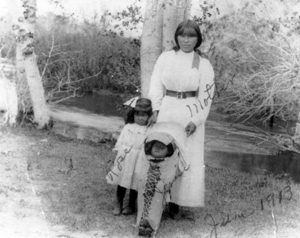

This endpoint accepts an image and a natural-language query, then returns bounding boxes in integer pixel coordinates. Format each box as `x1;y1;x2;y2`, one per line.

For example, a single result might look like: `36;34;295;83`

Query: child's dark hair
125;108;152;124
144;140;175;157
125;98;152;124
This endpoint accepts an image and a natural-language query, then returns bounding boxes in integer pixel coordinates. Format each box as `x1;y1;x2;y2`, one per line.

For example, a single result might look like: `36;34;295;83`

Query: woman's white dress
106;123;147;190
148;49;215;207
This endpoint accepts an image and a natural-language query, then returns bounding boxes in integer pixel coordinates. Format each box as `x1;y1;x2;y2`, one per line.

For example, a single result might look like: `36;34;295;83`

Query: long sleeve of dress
113;124;129;152
148;53;166;111
191;58;215;126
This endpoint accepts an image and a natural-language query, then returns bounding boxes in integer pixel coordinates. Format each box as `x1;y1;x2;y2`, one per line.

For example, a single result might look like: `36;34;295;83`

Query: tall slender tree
294;117;300;145
15;0;50;128
140;0;191;96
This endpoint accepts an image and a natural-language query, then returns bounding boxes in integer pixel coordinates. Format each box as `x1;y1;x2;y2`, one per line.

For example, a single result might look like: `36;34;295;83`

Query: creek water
60;92;300;183
60;91;125;117
206;150;300;183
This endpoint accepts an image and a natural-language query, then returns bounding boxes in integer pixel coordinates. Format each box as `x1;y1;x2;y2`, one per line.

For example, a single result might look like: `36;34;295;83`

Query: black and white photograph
0;0;300;237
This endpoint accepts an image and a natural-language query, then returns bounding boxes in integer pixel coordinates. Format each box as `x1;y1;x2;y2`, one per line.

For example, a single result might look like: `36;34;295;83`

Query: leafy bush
35;13;140;103
197;3;300;124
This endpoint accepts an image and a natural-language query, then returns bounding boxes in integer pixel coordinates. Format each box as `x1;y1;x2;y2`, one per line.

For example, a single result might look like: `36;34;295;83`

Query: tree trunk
293;115;300;146
15;0;49;128
24;54;50;126
162;0;191;51
15;42;31;115
140;0;192;96
0;59;18;126
140;0;164;97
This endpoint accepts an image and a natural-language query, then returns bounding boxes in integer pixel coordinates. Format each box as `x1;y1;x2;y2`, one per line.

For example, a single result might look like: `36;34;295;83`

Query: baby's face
151;141;168;158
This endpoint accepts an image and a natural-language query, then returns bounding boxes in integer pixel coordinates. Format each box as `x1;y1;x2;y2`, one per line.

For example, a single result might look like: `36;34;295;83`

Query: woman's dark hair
144;140;175;158
125;108;152;124
173;20;202;52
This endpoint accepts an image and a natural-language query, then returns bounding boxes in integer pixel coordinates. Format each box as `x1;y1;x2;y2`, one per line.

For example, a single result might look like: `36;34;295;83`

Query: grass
0;126;300;238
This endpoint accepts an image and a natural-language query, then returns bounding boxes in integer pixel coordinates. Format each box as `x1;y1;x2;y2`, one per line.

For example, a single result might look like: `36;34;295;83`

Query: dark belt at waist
165;89;197;99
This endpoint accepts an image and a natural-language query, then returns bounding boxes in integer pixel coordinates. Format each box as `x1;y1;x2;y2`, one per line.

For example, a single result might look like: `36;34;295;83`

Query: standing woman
147;20;215;215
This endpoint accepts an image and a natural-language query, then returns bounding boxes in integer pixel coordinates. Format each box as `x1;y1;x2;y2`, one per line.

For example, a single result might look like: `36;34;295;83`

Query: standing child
106;98;152;215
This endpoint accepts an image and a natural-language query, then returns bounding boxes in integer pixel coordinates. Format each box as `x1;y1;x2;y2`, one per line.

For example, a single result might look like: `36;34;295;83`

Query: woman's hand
147;110;159;127
185;121;197;137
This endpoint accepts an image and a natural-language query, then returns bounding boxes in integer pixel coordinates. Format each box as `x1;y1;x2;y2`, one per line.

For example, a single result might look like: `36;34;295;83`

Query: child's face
151;141;168;158
134;111;149;126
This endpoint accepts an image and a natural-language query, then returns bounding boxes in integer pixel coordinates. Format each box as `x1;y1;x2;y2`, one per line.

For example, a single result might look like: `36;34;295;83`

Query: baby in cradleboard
106;98;152;215
136;122;188;237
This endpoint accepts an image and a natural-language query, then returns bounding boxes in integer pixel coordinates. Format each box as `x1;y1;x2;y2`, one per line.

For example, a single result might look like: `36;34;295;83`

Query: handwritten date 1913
260;185;293;210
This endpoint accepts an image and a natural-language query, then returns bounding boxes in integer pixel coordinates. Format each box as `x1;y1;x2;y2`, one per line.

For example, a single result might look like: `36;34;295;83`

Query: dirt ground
1;126;300;238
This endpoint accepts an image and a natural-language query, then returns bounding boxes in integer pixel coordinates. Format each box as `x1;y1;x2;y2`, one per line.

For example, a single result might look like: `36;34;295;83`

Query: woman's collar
176;50;200;69
178;49;194;55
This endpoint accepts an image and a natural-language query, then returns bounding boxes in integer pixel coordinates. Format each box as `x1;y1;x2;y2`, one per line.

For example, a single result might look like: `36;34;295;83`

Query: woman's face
151;141;168;158
177;28;198;53
134;111;149;126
